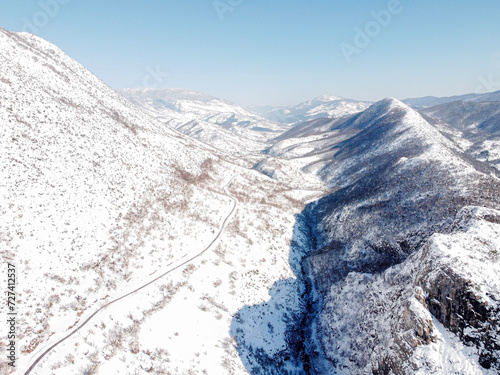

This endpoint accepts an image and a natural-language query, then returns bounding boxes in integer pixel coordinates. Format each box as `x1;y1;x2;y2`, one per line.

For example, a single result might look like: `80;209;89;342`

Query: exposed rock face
418;207;500;371
425;274;499;370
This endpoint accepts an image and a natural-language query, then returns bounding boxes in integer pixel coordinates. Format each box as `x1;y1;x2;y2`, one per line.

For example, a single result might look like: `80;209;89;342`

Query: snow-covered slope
119;88;288;157
0;26;241;373
255;95;372;125
262;100;411;183
260;116;359;185
317;206;500;374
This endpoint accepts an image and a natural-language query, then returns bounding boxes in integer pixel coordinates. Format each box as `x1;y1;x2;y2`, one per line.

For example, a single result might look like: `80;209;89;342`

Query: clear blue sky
1;0;500;106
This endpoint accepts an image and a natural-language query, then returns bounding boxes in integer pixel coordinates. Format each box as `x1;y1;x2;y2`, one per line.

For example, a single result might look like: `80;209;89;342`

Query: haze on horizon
1;0;499;106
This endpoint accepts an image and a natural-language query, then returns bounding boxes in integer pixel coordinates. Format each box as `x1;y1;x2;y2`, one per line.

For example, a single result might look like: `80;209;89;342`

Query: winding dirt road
22;175;238;375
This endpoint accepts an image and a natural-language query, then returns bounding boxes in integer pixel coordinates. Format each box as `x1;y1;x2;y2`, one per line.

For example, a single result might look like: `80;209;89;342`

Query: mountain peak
375;97;409;110
338;97;411;131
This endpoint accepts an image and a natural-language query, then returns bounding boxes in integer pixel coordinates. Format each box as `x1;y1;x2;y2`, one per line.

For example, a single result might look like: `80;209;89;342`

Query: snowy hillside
260;116;359;184
0;26;234;373
261;100;411;182
317;206;500;374
0;28;325;375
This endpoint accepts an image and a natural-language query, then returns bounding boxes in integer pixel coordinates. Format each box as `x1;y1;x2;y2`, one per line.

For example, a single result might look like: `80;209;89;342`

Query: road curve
23;175;239;375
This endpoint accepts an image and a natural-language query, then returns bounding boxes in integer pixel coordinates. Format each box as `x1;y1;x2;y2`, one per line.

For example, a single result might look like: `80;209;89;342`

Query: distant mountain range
120;88;500;166
118;87;287;158
252;94;372;124
420;100;500;170
402;90;500;108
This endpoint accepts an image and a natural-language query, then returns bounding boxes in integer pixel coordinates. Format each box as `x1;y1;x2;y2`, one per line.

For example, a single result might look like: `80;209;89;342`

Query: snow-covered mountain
0;26;234;373
239;98;500;374
254;95;372;125
2;25;499;375
286;98;500;373
262;99;407;177
119;88;288;157
119;90;371;158
403;90;500;109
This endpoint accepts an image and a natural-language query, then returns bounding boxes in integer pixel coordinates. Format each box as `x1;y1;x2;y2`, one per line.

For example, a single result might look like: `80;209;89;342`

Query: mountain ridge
254;95;372;125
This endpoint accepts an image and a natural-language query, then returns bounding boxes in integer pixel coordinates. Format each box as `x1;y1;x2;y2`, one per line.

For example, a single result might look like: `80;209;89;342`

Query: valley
1;26;499;375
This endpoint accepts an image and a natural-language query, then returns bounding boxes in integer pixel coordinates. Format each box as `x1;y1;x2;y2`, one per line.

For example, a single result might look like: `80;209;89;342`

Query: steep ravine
230;202;329;375
286;207;327;375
